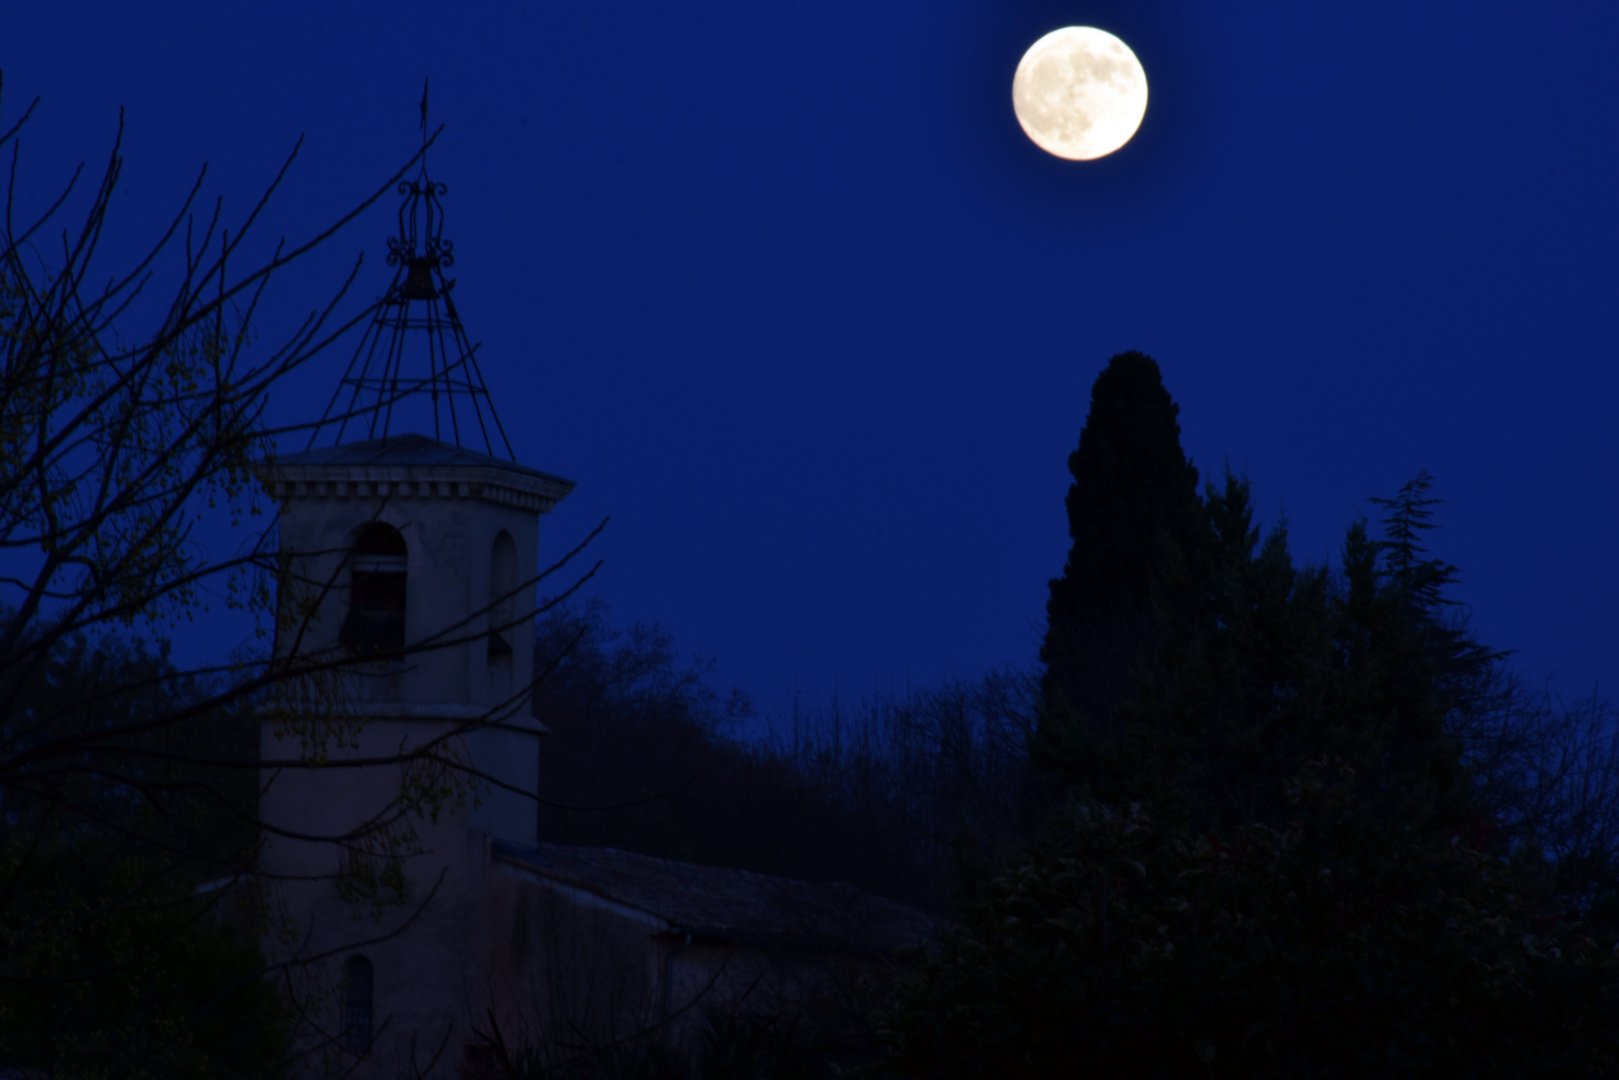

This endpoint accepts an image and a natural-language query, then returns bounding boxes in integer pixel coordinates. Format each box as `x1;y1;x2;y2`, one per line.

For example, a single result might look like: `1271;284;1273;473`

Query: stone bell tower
255;115;573;1077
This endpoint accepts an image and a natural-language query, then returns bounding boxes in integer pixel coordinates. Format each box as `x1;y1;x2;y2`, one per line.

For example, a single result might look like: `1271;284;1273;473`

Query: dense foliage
0;845;287;1079
0;634;285;1078
886;352;1619;1077
888;797;1619;1078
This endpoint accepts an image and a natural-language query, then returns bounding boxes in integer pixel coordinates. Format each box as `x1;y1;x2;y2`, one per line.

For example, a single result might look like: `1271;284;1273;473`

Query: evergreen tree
1369;471;1506;735
1035;351;1206;792
888;353;1619;1074
1123;472;1475;836
891;479;1619;1077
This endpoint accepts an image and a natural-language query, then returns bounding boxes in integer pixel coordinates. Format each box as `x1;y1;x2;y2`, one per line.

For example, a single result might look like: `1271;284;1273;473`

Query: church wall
260;714;496;1079
479;860;895;1065
483;863;665;1060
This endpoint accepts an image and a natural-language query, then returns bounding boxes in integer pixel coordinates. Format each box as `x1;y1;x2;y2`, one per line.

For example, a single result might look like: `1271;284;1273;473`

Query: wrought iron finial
390;79;449;299
312;88;515;459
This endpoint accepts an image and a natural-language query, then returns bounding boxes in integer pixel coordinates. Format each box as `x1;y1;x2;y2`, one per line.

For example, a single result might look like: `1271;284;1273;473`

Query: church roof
493;841;941;955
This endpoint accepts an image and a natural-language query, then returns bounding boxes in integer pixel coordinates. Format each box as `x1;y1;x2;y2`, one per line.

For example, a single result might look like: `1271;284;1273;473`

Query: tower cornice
256;433;575;513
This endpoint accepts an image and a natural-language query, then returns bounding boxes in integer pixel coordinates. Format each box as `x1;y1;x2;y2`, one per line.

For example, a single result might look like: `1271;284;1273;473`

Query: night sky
6;2;1618;718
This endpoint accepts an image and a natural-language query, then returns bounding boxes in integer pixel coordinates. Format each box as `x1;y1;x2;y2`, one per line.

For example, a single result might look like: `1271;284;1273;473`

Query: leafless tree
1453;665;1619;905
768;668;1039;909
0;77;597;1078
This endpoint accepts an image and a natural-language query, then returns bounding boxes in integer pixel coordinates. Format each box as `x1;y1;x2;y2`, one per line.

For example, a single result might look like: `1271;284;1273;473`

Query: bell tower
256;97;574;1075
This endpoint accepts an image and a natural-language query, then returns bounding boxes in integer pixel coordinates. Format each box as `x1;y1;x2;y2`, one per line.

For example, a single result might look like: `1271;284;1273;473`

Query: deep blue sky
6;1;1618;716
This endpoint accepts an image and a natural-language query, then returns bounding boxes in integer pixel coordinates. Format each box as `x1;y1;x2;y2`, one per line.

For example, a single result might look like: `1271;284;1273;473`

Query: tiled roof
494;841;941;954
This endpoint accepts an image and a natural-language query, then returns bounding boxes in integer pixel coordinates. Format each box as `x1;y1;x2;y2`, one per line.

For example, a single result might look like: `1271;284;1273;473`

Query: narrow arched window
340;523;407;654
487;530;517;699
341;954;374;1054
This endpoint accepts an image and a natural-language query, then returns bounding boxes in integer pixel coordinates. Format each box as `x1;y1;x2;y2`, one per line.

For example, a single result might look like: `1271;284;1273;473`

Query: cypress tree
1035;351;1205;786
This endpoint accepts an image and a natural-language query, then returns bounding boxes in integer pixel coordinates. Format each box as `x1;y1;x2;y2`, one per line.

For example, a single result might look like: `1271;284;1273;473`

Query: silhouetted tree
533;602;895;892
769;669;1037;911
1112;471;1477;837
532;602;1037;914
889;345;1619;1074
1032;351;1207;815
891;474;1619;1076
1454;668;1619;917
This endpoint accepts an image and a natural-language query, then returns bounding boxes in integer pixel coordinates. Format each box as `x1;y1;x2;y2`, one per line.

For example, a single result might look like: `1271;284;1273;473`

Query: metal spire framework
314;82;515;459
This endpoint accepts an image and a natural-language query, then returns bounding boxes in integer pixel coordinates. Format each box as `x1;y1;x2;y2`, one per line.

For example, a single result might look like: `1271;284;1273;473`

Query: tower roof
258;433;575;513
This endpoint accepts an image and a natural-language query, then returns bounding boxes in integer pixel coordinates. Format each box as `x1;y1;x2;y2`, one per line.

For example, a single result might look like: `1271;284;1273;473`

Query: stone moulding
259;467;572;513
255;701;551;732
255;433;576;513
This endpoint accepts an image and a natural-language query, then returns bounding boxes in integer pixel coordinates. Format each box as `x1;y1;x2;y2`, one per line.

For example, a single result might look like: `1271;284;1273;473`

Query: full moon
1012;27;1147;161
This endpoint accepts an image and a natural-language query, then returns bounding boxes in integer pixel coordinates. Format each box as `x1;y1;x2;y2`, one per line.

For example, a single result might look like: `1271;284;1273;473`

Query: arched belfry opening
340;522;408;655
488;529;517;701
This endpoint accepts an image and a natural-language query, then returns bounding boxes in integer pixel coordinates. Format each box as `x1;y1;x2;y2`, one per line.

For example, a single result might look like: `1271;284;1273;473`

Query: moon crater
1013;27;1147;161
